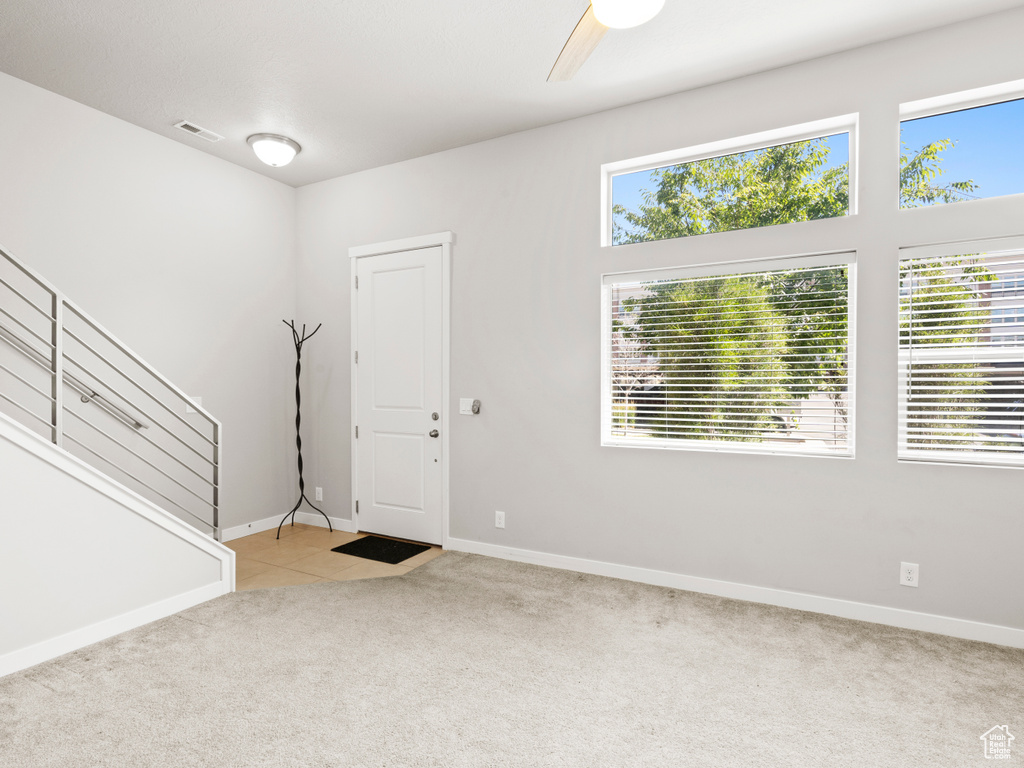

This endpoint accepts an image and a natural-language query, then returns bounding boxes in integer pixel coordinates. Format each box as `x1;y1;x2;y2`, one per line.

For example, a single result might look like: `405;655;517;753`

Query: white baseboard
221;511;357;542
0;581;230;679
445;537;1024;650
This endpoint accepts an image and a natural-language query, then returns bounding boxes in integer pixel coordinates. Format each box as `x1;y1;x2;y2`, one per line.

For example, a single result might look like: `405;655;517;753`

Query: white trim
601;436;854;459
898;453;1024;470
602;114;858;176
601;114;859;247
898;234;1024;261
441;241;451;549
601;249;856;285
900;78;1024;121
350;255;359;529
898;455;1024;471
348;231;453;259
600;164;612;253
599;279;612;442
220;511;358;542
847;259;859;458
0;581;229;678
445;538;1024;649
348;232;452;548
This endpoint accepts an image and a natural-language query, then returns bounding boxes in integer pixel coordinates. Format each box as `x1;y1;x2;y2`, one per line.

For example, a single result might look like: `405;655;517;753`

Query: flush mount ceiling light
591;0;665;29
247;133;301;167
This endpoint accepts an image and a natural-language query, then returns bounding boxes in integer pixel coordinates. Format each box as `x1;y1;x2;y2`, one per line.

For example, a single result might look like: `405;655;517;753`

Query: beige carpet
1;552;1020;767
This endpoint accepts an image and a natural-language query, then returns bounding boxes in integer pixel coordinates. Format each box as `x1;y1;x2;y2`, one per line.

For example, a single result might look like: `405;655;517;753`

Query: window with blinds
602;255;854;456
899;244;1024;466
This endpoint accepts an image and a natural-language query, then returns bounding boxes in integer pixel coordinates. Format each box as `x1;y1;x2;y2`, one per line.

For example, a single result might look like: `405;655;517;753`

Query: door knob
429;429;439;438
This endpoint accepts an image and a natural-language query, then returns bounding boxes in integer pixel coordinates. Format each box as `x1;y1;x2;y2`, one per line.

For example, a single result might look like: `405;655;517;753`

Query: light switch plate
460;398;474;415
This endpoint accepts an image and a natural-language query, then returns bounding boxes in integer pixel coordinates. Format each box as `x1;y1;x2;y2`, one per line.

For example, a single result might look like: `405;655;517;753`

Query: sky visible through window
900;98;1024;205
611;133;850;242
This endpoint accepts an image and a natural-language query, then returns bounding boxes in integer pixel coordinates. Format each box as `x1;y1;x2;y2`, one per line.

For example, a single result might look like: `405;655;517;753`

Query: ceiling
1;0;1021;187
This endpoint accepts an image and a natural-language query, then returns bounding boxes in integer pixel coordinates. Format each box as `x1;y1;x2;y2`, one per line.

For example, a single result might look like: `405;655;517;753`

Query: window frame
600;114;860;248
897;234;1024;470
600;250;858;459
899;78;1024;209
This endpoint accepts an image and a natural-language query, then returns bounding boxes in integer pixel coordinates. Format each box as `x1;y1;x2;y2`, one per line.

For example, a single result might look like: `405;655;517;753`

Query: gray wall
296;8;1024;629
0;71;299;530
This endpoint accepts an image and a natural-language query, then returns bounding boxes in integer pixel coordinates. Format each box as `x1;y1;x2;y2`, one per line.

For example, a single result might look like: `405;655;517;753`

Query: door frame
348;231;452;547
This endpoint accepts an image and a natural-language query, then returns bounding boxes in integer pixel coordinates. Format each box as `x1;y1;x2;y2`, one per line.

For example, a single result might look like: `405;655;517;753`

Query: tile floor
224;522;444;591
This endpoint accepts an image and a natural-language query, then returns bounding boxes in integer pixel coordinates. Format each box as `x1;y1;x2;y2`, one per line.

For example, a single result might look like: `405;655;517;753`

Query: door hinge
355;425;359;438
355;500;359;514
354;350;358;364
355;275;359;289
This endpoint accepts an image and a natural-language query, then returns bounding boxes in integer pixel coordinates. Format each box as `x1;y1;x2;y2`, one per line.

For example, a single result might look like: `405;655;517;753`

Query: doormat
332;535;431;565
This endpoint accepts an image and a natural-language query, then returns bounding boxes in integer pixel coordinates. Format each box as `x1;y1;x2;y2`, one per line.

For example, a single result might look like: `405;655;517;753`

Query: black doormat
332;535;430;565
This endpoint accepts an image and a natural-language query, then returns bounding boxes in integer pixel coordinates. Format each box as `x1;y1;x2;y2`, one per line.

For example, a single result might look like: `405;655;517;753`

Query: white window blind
899;248;1024;466
603;256;853;456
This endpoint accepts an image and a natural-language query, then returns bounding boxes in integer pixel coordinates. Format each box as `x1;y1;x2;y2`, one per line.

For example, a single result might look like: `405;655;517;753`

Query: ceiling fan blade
547;5;608;82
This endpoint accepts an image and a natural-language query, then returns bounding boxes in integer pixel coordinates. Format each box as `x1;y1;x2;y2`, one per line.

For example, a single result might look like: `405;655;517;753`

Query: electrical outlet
900;562;919;587
315;487;323;502
495;510;505;529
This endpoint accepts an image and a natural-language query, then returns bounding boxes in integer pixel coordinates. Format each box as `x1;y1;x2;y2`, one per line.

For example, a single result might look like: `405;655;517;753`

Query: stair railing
0;245;221;540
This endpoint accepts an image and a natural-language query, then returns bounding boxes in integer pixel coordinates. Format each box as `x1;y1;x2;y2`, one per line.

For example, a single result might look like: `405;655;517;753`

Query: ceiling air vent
173;120;224;143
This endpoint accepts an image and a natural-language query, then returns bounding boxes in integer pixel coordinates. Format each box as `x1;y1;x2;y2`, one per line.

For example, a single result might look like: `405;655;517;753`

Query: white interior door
354;245;443;545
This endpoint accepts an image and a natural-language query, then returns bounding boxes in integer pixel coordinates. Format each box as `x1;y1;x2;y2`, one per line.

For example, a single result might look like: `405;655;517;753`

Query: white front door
354;245;444;545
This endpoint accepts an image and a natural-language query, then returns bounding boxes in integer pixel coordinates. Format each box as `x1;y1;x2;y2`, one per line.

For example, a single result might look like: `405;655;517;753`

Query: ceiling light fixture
247;133;301;167
591;0;665;29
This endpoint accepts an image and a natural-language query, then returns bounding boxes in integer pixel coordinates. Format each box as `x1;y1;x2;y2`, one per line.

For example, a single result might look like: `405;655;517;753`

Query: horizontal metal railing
0;322;149;430
0;245;221;539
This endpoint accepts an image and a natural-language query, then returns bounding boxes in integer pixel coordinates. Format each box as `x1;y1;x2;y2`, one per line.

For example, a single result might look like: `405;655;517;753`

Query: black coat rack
277;320;332;539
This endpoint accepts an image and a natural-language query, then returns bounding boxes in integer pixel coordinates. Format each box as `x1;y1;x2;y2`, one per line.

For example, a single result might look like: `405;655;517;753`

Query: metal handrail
64;325;214;445
60;351;215;463
0;244;222;539
0;322;149;430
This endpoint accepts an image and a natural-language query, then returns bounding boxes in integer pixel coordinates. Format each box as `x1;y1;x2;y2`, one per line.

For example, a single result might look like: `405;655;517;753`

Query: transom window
603;116;856;247
602;254;854;457
900;81;1024;208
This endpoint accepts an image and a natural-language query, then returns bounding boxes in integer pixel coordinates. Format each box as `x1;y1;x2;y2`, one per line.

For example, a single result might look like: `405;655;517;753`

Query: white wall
0;414;231;675
0;71;299;530
296;8;1024;631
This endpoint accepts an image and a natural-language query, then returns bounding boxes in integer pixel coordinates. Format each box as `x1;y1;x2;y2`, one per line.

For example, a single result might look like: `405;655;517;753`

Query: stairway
0;244;233;677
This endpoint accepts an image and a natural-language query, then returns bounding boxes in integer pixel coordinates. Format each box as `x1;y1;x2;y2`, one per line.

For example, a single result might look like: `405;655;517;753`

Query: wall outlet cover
495;510;505;529
900;562;919;587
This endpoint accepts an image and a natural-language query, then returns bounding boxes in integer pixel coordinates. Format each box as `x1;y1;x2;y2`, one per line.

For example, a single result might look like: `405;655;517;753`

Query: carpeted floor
1;552;1020;767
